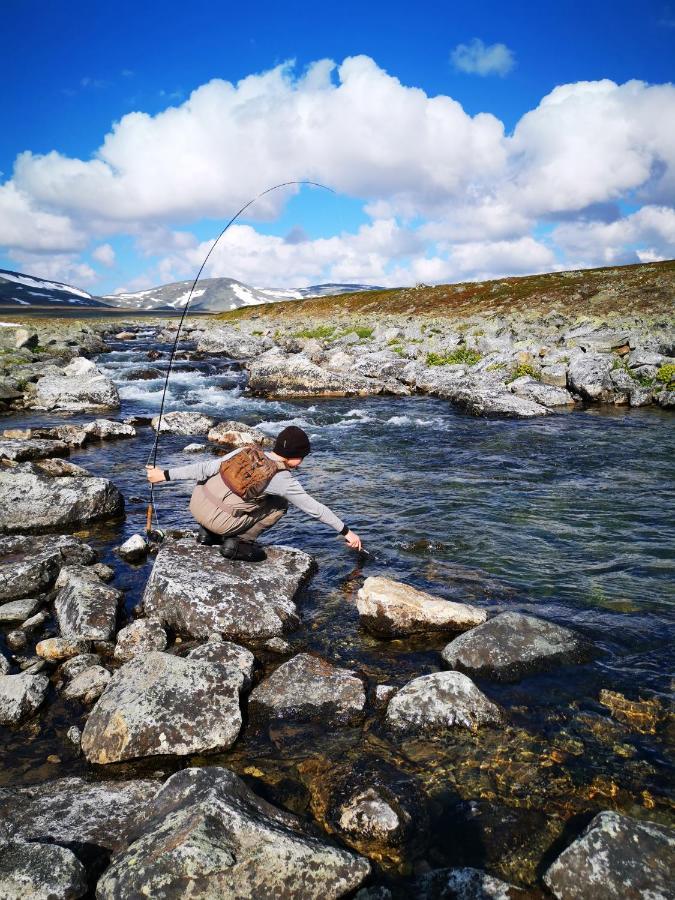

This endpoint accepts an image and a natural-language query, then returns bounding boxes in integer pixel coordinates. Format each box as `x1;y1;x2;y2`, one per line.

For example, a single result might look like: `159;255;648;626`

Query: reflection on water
1;329;673;887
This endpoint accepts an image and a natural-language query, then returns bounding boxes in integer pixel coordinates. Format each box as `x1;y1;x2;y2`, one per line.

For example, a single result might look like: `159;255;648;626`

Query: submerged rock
150;410;215;434
81;651;243;764
113;618;167;662
441;612;593;682
0;534;97;603
247;354;381;398
142;538;314;641
0;671;49;725
33;357;120;411
413;867;524;899
356;576;487;637
249;653;366;727
0;470;123;534
96;766;370;900
54;565;123;642
543;811;674;900
385;672;503;735
0;841;88;900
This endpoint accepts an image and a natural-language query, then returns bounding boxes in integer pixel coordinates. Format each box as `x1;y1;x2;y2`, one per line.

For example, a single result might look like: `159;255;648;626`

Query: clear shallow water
1;330;673;886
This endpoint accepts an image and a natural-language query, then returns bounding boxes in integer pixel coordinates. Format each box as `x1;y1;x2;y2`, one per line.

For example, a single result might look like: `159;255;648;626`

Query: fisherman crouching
145;425;362;562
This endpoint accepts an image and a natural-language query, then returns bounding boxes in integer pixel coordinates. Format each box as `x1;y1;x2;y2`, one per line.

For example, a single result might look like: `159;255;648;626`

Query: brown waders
189;471;288;541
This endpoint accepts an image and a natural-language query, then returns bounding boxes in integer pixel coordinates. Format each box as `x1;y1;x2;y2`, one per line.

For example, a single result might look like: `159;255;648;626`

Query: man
145;425;362;562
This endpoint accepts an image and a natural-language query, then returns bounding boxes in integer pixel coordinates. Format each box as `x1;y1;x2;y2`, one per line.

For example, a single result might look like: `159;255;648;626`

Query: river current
2;328;673;886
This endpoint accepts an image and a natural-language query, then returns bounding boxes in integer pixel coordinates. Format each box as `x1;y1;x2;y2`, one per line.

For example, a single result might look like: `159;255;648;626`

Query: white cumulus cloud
92;243;116;266
451;39;515;77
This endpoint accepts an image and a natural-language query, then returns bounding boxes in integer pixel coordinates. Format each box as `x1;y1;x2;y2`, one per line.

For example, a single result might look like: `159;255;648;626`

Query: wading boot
197;526;223;546
219;537;266;562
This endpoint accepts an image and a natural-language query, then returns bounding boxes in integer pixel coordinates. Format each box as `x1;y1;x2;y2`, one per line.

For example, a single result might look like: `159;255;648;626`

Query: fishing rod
144;180;335;541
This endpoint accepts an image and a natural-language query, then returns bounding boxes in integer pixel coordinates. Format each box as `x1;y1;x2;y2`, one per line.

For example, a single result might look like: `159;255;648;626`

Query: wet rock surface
543;811;674;900
249;653;367;727
357;576;487;637
385;672;503;735
81;651;243;763
0;841;88;900
96;767;371;900
413;866;525;899
142;538;314;641
441;612;594;682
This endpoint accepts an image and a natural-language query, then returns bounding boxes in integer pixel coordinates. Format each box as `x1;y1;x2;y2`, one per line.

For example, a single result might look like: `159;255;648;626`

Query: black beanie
273;425;311;458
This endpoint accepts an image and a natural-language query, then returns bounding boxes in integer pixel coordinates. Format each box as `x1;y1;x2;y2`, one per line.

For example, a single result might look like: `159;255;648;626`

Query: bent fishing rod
144;180;334;540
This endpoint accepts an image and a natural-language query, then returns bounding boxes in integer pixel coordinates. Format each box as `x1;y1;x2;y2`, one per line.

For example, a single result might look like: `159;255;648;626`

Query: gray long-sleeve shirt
167;449;345;533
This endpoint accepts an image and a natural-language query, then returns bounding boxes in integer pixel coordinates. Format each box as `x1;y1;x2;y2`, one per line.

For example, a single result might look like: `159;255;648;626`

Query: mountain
100;278;382;311
0;269;109;309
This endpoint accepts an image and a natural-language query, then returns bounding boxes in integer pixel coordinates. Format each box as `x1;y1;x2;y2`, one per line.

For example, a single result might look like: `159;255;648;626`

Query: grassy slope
215;260;675;325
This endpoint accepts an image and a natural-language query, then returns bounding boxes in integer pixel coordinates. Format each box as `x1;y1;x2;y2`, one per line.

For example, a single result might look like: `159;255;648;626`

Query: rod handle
146;503;154;533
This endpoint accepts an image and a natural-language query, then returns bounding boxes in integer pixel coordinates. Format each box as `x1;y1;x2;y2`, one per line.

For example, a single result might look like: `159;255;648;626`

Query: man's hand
344;529;362;551
145;465;166;484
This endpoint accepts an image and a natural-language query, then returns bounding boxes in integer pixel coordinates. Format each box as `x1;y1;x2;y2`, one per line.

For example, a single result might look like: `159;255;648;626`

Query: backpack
219;446;283;500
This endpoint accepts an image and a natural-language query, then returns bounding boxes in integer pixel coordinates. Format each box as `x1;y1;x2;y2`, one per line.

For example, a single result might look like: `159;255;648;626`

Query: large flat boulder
543;811;674;900
142;538;314;641
0;534;97;603
385;672;503;735
54;565;123;641
441;612;593;682
96;767;371;900
567;353;615;401
451;382;551;418
33;357;120;411
0;470;123;534
81;651;243;763
207;419;270;447
247;353;382;398
356;576;486;637
0;671;49;725
0;842;88;900
0;438;70;461
196;328;269;358
249;653;366;727
150;410;215;434
508;375;575;407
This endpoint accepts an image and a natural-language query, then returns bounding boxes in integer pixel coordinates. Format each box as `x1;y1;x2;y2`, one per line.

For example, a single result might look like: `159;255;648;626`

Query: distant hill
0;267;382;312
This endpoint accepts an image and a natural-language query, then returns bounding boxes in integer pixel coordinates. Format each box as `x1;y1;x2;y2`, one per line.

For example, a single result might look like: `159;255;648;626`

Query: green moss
485;362;506;372
507;363;540;383
426;347;481;367
387;337;402;346
656;363;675;385
292;325;336;340
353;326;373;340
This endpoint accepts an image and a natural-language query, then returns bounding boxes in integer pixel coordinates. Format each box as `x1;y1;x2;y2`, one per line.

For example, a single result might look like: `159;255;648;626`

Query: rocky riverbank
0;264;674;897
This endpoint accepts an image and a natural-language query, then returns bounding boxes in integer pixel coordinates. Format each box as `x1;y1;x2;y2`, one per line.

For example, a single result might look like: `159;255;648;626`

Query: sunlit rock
385;672;503;735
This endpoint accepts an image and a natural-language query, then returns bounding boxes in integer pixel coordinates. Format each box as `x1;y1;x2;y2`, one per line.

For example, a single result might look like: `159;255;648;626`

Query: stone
122;366;163;380
543;811;674;900
508;376;575;407
32;458;91;477
81;651;243;764
356;576;487;637
0;672;49;725
451;381;551;418
196;329;268;358
249;653;366;727
142;538;314;641
441;612;593;682
0;470;123;534
629;386;654;406
352;350;407;379
0;534;97;603
117;533;148;563
656;389;675;408
0;841;88;900
34;358;120;411
0;438;70;461
62;665;111;703
5;630;26;651
96;767;370;900
567;353;615;401
150;410;216;434
58;653;101;680
67;725;82;745
413;867;524;899
385;672;503;735
207;419;270;447
184;442;208;452
54;565;123;641
36;637;91;662
263;637;291;654
540;363;568;387
20;610;48;632
628;349;664;368
187;639;255;690
247;354;382;398
114;618;167;662
83;418;136;440
0;595;43;624
0;652;9;675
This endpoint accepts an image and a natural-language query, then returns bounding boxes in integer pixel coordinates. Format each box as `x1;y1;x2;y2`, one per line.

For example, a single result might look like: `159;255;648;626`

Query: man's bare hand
145;465;166;484
344;530;362;551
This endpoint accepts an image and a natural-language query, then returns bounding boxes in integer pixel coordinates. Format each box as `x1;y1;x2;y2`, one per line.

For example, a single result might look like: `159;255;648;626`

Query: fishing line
145;180;335;538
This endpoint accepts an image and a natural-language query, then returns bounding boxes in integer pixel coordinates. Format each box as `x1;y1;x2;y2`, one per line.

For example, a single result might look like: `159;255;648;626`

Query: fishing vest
218;446;284;500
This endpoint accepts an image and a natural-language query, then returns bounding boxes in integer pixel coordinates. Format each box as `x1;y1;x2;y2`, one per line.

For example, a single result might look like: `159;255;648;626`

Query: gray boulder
540;363;568;387
356;576;486;637
0;470;123;534
385;672;503;735
117;533;148;563
0;841;88;900
142;538;313;641
0;596;43;624
452;381;550;418
187;639;256;690
58;653;101;681
247;354;382;398
508;375;575;407
83;419;135;440
207;419;270;447
656;389;675;408
413;867;524;899
96;766;370;900
0;672;49;725
0;438;70;461
567;353;615;401
62;665;111;703
36;637;91;662
0;652;10;675
249;653;366;727
113;618;167;662
441;612;593;682
34;357;120;411
196;328;268;358
0;534;97;603
81;651;243;764
150;410;215;434
352;350;407;379
543;811;674;900
54;565;123;641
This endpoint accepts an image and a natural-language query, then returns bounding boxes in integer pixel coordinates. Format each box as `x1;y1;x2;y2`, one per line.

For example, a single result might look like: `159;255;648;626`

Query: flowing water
2;328;674;888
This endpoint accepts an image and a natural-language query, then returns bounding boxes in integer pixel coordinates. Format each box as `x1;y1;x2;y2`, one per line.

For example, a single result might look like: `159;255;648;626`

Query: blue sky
1;0;674;293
